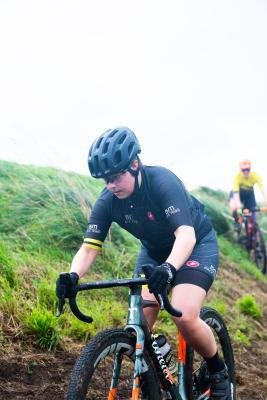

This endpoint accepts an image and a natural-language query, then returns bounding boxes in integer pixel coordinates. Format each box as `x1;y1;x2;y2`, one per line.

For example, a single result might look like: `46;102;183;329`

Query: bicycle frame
58;275;212;400
120;284;208;400
243;211;257;250
239;209;263;251
236;207;267;274
124;284;185;400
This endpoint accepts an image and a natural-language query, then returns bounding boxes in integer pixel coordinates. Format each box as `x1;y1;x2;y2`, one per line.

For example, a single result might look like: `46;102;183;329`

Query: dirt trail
0;260;266;399
0;337;266;399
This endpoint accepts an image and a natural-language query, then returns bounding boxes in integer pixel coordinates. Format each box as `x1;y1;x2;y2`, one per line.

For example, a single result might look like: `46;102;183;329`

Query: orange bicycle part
108;388;117;399
131;377;140;400
178;331;187;365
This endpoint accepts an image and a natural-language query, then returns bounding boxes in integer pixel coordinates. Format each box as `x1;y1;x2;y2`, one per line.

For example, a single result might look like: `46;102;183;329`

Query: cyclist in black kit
56;127;230;399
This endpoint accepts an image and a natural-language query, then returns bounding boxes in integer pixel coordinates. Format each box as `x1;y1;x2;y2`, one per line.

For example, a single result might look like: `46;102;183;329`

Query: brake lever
156;293;165;310
156;289;183;317
57;297;65;317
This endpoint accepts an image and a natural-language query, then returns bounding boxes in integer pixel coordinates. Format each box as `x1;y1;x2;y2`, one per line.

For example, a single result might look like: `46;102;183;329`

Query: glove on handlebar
56;272;79;299
142;262;176;294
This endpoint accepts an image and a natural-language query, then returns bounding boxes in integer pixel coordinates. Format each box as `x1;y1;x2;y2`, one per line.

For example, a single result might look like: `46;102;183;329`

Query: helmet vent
102;158;108;171
113;150;122;166
94;156;100;174
96;137;103;149
103;142;109;154
128;142;134;155
109;129;118;138
117;133;126;144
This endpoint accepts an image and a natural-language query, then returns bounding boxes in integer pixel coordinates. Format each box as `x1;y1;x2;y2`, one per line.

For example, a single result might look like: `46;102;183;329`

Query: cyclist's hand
142;262;176;294
56;272;79;299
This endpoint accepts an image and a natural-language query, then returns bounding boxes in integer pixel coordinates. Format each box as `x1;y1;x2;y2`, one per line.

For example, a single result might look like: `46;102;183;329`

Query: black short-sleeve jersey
83;166;212;254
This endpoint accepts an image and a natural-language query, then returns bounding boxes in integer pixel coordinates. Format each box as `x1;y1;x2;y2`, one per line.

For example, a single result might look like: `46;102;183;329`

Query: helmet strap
127;157;141;192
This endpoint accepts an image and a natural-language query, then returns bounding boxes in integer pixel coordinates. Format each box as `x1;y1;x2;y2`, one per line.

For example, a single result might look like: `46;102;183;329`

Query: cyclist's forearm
166;225;196;270
70;246;99;278
233;192;242;209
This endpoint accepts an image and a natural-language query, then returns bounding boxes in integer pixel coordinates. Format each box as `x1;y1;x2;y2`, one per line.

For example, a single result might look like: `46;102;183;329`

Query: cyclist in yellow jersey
229;159;267;228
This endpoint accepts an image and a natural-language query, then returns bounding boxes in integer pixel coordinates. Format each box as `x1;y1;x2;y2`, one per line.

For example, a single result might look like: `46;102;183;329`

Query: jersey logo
124;214;138;224
204;265;216;276
186;260;199;267
147;211;155;221
87;224;101;234
165;205;180;218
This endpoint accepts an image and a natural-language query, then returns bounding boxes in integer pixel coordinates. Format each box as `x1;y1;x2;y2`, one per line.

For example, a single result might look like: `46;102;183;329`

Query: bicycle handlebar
244;207;267;212
240;207;267;216
57;274;182;323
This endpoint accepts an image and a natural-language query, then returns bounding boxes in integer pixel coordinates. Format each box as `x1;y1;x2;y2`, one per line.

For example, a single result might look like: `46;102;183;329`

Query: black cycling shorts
229;189;256;210
134;229;219;293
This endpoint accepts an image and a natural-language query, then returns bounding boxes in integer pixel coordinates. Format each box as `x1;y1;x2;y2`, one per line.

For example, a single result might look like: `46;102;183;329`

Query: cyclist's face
104;171;135;199
241;168;250;178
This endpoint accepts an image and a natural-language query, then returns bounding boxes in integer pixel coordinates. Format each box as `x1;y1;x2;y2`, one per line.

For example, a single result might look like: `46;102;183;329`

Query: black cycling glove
142;262;176;294
56;272;79;299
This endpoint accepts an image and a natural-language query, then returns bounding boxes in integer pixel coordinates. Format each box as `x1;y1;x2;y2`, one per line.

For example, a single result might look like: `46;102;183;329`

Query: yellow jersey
233;172;263;193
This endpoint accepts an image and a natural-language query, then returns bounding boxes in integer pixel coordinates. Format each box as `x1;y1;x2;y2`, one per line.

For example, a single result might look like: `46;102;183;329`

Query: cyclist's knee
172;304;200;331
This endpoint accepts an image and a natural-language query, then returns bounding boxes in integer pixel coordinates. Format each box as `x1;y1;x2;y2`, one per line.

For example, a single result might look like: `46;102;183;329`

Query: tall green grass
0;161;266;352
218;236;267;282
0;160;138;350
192;187;231;235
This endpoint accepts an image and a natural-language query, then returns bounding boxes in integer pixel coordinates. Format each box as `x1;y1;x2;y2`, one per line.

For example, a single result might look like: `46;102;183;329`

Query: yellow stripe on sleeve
83;243;102;251
84;238;103;245
83;238;103;251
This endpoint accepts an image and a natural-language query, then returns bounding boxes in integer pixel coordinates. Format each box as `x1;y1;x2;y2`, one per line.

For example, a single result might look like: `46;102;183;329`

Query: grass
26;308;61;350
218;236;267;282
0;242;17;288
0;160;266;353
236;294;263;320
192;187;231;235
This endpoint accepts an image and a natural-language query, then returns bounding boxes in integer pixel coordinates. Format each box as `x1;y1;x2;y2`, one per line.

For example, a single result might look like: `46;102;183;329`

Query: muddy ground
0;259;266;399
0;325;266;400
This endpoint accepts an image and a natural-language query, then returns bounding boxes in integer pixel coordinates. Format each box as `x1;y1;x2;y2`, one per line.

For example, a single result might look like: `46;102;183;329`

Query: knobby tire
67;328;161;400
185;307;236;400
253;228;267;274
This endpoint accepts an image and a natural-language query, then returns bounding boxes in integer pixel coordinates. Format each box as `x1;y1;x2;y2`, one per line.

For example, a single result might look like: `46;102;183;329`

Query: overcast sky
0;1;266;195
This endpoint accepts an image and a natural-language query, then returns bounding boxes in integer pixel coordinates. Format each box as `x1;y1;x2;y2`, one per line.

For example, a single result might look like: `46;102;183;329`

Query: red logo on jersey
147;211;155;221
186;260;200;267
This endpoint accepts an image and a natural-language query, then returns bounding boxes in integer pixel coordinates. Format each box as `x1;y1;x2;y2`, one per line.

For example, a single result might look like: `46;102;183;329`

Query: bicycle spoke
86;352;135;399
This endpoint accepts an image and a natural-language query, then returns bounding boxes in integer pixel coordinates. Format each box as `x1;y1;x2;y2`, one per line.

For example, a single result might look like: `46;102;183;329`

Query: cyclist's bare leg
142;284;217;358
171;283;217;358
229;197;238;214
141;287;159;329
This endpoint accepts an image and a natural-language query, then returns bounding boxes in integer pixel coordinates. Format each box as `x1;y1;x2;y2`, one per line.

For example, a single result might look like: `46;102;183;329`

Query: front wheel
67;328;161;400
252;228;267;274
185;307;236;400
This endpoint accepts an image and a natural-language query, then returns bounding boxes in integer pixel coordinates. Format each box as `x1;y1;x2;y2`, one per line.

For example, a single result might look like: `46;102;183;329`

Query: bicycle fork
107;326;145;400
108;292;147;399
108;352;122;400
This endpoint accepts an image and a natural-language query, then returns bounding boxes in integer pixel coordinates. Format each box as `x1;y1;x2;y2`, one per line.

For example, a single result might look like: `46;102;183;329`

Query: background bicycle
235;207;267;274
57;272;236;400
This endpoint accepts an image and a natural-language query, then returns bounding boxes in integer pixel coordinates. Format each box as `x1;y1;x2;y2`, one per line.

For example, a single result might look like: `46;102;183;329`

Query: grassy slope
0;160;140;350
0;161;266;397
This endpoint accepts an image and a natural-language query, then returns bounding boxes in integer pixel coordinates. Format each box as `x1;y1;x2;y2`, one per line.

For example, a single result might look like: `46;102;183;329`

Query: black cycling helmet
88;126;141;178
